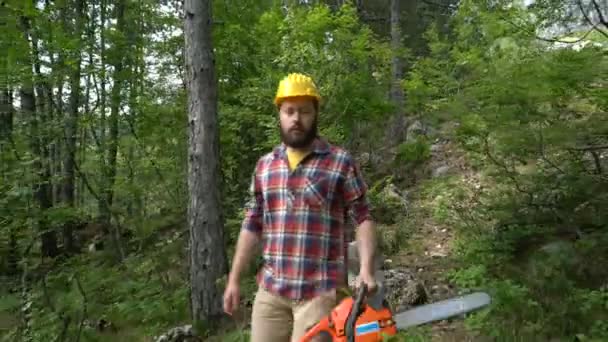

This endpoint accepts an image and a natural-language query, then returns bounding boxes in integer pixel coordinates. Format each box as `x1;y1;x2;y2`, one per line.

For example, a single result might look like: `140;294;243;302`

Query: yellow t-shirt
286;148;311;171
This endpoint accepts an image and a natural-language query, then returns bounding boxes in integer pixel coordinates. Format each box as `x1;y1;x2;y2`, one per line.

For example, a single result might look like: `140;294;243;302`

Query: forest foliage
1;0;607;341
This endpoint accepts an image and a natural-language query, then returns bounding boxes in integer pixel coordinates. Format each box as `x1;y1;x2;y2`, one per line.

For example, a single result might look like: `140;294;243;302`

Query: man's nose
291;112;302;123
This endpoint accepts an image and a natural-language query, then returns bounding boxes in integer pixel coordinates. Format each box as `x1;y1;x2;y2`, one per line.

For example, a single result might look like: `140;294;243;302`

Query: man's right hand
223;228;260;315
223;280;240;315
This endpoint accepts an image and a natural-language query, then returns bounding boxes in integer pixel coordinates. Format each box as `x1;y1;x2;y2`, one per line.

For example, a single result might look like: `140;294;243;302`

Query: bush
394;137;431;167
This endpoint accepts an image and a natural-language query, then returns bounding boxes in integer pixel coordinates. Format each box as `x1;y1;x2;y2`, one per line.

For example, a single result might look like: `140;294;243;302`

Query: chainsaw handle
355;283;368;304
345;283;368;342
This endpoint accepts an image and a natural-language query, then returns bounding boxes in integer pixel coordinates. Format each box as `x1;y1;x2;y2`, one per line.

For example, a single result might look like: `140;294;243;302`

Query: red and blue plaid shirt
242;137;372;301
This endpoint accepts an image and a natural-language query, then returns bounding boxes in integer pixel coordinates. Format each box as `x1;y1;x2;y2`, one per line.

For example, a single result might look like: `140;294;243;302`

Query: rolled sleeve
343;155;372;225
242;167;263;234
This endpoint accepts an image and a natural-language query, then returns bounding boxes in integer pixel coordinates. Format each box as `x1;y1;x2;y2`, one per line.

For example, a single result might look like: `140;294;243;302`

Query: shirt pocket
302;175;332;210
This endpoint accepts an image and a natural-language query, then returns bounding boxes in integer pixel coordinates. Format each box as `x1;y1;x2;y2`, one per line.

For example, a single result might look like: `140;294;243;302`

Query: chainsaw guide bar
392;291;492;330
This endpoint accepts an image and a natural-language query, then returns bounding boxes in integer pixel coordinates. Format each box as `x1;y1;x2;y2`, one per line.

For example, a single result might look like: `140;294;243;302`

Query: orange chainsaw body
299;293;398;342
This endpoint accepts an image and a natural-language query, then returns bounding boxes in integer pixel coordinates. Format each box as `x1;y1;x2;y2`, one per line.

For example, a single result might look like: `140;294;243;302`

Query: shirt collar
273;136;331;160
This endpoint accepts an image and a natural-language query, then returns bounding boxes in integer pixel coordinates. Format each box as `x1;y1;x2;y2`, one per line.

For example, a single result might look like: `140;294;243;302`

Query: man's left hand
357;269;377;294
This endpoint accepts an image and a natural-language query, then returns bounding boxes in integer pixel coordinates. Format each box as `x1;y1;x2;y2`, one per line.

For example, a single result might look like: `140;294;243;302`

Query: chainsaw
299;284;491;342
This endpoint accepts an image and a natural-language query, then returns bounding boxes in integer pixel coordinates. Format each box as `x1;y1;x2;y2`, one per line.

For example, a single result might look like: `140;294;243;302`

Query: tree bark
63;0;84;207
0;82;13;184
19;15;58;258
98;0;108;224
62;0;85;253
0;85;12;156
184;0;228;324
105;0;126;260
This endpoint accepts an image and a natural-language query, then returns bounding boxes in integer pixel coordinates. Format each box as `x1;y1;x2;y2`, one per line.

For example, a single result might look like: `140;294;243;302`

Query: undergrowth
0;224;191;342
417;166;608;341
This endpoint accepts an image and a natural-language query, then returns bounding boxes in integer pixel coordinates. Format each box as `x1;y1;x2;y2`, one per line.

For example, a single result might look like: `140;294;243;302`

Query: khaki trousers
250;286;337;342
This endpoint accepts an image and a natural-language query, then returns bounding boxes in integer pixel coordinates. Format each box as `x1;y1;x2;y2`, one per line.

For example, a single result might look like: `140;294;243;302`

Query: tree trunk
0;83;13;184
104;0;126;260
184;0;228;324
51;87;62;204
95;0;125;261
98;0;108;224
62;0;85;254
390;0;406;143
0;85;12;155
80;6;96;208
20;16;58;258
22;75;57;259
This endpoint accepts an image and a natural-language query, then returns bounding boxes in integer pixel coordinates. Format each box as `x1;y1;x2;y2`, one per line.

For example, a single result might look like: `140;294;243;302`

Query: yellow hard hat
274;73;321;106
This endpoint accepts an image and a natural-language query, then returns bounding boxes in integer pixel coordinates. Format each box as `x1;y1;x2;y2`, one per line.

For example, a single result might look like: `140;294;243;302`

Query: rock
382;183;408;209
430;251;447;258
430;143;443;153
539;240;575;256
357;152;384;168
357;152;370;166
153;325;200;342
406;120;427;142
402;281;428;305
383;268;429;312
432;165;451;178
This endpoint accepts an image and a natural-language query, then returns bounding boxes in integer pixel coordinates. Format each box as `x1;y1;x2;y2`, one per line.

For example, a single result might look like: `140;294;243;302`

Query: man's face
278;97;318;149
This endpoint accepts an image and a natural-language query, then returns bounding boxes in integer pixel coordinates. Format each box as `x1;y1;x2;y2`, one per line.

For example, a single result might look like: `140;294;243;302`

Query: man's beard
280;119;318;149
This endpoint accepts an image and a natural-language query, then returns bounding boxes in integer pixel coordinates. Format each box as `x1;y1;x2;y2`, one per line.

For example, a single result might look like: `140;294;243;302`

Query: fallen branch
71;273;88;342
590;150;603;175
590;0;608;30
577;0;608;39
569;144;608;151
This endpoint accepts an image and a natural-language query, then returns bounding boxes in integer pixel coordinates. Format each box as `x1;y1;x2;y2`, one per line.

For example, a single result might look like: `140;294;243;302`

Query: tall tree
62;0;85;253
19;14;58;257
184;0;228;324
99;0;126;260
0;86;12;162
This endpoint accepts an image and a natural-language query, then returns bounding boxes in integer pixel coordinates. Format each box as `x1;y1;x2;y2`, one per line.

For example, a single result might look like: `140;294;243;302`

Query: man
222;73;378;342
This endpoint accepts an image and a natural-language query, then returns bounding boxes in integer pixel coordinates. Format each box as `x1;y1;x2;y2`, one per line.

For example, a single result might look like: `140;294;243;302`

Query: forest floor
391;137;488;341
374;134;489;342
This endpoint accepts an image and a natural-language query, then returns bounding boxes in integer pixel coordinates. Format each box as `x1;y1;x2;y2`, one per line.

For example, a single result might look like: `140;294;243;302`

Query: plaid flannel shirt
242;137;372;301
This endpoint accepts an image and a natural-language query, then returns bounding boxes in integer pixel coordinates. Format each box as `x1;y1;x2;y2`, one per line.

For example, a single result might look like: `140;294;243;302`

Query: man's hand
223;229;259;315
223;280;240;316
357;269;377;294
